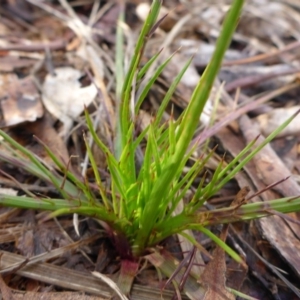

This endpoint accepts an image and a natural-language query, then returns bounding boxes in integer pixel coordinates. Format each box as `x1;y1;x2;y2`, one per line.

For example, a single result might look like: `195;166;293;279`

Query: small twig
222;40;300;66
247;177;290;201
225;68;300;92
0;169;36;198
0;33;73;52
163;247;195;291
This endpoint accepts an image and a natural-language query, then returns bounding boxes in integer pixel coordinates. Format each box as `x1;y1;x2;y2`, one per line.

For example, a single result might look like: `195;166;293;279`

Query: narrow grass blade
35;137;96;202
214;110;300;193
0;131;69;198
154;56;193;128
0;132;88;202
174;0;244;162
135;52;176;113
83;133;110;210
192;225;244;265
137;49;162;81
133;0;244;255
115;5;125;160
120;0;162;148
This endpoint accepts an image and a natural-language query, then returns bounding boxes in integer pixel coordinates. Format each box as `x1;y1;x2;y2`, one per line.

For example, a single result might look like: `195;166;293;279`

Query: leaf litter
0;0;300;299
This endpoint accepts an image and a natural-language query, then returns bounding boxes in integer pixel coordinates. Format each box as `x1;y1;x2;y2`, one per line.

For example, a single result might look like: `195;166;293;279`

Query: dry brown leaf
16;223;66;258
200;246;235;300
0;273;15;300
8;114;71;169
23;115;71;167
42;67;97;138
0;74;43;127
